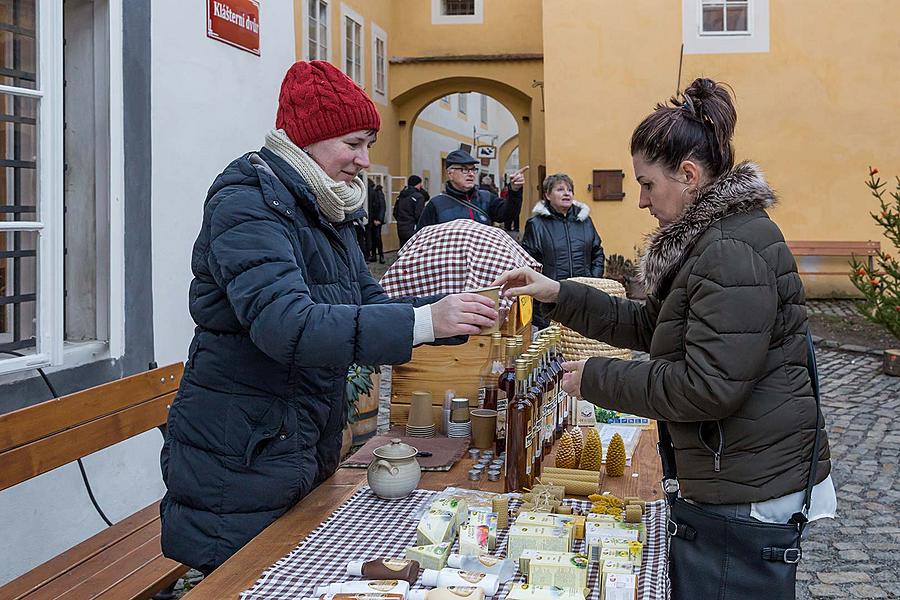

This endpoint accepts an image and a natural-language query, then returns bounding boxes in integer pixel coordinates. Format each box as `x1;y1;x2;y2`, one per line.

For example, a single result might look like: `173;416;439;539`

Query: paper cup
468;285;501;335
409;391;434;427
470;408;497;449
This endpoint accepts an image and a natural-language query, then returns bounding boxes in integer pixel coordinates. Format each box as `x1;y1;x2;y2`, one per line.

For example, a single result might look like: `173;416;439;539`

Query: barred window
442;0;475;16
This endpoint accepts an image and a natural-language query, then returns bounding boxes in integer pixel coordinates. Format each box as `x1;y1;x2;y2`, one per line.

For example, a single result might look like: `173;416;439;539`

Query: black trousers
367;224;383;259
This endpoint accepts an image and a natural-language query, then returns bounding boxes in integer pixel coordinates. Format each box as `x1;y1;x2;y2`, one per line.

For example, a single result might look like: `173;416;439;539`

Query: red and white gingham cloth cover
379;220;541;310
239;487;668;600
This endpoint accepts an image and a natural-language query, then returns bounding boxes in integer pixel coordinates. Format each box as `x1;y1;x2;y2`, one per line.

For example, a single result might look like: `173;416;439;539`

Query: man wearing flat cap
417;149;528;230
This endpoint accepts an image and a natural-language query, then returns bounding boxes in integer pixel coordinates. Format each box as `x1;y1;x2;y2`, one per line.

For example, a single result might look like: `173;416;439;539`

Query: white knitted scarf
264;128;366;223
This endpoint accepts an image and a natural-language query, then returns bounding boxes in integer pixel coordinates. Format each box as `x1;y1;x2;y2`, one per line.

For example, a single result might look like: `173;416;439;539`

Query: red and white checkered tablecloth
239;487;668;600
380;220;541;310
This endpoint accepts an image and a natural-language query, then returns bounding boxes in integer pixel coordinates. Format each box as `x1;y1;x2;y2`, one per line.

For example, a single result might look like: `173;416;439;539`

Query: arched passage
392;77;536;211
498;134;519;180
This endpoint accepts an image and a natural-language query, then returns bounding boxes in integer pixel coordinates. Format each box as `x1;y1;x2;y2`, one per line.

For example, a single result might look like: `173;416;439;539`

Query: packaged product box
585;514;618;524
612;522;646;545
459;523;490;555
418;510;458;546
600;573;637;600
468;508;499;550
527;552;589;594
507;583;586;600
584;523;638;548
516;513;575;546
405;542;452;571
601;560;635;575
586;537;641;564
572;516;586;541
507;525;571;560
431;497;469;526
597;544;642;568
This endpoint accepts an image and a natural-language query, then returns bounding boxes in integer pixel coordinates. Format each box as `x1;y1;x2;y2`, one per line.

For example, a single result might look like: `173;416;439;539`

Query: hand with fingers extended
430;293;499;338
491;266;560;303
561;359;587;398
508;165;529;192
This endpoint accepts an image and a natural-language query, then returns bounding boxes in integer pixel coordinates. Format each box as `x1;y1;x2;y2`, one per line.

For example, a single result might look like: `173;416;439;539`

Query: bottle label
448;587;481;598
367;581;400;592
496;391;508;439
477;387;486;408
457;570;486;583
381;559;411;571
478;555;501;567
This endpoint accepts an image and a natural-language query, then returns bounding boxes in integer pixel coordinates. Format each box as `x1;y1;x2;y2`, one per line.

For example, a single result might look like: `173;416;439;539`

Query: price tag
518;295;533;327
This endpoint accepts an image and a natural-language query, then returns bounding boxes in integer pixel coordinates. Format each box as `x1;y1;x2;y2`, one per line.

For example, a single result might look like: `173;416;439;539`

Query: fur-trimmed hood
532;200;591;221
640;161;777;296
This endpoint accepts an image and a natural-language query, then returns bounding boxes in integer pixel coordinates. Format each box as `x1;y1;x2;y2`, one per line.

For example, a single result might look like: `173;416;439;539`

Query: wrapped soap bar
601;560;635;575
527;552;589;594
601;573;637;600
431;497;469;526
406;542;452;571
515;513;575;546
468;509;499;550
586;536;640;564
612;522;646;545
507;583;585;600
507;525;571;560
459;524;490;556
418;510;457;546
598;543;642;568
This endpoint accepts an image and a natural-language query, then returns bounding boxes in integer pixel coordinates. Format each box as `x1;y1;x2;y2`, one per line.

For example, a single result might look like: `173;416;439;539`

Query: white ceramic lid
373;438;418;460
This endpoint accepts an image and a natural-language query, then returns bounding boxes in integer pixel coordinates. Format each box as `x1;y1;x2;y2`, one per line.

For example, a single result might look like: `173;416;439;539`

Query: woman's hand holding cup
430;293;499;338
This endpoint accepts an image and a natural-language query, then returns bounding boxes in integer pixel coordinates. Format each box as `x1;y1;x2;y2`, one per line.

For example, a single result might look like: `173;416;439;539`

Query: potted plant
343;364;381;457
848;167;899;375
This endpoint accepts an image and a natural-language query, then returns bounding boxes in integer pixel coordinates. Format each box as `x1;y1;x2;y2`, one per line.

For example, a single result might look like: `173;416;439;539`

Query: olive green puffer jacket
549;162;831;504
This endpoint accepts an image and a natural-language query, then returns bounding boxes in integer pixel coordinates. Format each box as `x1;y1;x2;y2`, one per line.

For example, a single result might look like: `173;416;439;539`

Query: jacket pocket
243;400;296;466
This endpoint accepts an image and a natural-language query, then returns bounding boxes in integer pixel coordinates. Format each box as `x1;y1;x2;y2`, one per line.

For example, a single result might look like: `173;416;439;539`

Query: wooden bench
0;363;188;600
787;240;881;275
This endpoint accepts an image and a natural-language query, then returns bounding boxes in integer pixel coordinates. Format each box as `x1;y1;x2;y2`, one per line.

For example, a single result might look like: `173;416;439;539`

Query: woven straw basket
552;277;633;362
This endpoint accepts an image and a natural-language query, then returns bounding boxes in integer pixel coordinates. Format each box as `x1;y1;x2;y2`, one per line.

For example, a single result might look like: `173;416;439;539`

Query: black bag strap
658;333;823;530
433;191;492;222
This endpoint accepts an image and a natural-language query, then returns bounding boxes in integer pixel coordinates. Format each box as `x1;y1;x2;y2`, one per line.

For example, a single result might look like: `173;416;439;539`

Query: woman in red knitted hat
159;61;497;574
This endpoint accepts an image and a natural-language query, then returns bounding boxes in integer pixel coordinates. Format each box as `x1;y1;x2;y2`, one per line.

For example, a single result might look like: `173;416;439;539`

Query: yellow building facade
294;0;899;296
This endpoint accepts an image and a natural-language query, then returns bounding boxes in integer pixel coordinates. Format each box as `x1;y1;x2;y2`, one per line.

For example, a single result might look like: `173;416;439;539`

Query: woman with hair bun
495;78;835;596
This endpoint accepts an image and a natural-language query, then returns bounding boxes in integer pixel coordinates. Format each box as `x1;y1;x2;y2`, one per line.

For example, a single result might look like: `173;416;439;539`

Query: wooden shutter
592;169;625;201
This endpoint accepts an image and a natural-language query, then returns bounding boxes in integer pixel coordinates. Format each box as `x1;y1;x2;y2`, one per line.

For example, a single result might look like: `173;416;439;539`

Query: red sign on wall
207;0;260;56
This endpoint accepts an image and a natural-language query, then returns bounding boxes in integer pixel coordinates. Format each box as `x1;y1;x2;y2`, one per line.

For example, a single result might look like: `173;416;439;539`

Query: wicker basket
552;277;633;362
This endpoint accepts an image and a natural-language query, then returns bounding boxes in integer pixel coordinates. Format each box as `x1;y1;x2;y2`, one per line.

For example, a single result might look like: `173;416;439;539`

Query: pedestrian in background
520;172;605;327
494;78;833;598
394;174;427;248
366;178;385;263
417;149;526;229
159;60;498;575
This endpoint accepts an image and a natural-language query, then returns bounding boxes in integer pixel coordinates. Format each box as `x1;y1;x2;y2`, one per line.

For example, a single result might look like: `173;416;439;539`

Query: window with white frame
683;0;768;54
432;0;483;25
342;5;363;86
371;23;387;100
440;95;451;107
0;0;64;374
306;0;329;60
700;0;748;35
480;94;488;125
458;92;467;116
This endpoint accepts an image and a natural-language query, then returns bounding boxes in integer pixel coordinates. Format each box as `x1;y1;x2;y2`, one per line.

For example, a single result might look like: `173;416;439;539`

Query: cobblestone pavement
797;348;900;599
807;299;861;319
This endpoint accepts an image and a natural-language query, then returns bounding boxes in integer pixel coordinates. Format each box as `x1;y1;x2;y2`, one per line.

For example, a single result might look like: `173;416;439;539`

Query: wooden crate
391;320;531;426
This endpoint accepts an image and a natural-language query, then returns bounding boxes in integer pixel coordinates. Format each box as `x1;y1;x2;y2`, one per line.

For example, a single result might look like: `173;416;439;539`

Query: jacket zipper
563;219;574;276
698;421;725;473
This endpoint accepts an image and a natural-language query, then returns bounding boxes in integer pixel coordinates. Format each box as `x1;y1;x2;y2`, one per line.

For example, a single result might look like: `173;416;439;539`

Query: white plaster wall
0;2;297;586
150;0;296;366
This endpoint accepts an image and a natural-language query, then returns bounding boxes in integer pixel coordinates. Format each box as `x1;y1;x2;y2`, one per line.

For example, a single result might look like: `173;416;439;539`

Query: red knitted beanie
276;60;381;148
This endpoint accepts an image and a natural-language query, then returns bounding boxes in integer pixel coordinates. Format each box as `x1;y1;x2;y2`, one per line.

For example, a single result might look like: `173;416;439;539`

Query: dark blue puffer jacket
159;148;436;573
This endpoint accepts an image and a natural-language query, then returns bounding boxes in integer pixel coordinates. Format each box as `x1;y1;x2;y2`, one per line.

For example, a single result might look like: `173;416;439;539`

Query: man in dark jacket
521;173;605;327
366;179;386;263
417;150;526;229
394;175;426;248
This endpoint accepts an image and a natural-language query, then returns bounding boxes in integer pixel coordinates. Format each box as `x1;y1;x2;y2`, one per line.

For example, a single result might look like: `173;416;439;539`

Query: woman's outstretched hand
430;293;499;338
561;359;587;398
491;267;561;303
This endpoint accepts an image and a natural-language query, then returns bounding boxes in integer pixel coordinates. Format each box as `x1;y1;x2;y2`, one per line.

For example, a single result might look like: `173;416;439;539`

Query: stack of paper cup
447;397;471;438
406;391;435;438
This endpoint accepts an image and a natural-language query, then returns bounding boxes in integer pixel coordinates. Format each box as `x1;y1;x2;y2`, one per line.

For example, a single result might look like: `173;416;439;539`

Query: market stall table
183;425;662;600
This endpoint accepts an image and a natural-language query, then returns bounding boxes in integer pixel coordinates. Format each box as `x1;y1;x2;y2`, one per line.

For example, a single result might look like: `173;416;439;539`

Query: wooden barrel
350;373;380;443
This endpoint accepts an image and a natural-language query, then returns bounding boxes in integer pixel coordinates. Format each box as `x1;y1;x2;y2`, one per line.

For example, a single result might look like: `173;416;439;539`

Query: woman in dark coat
520;173;605;327
159;61;497;574
495;78;834;596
